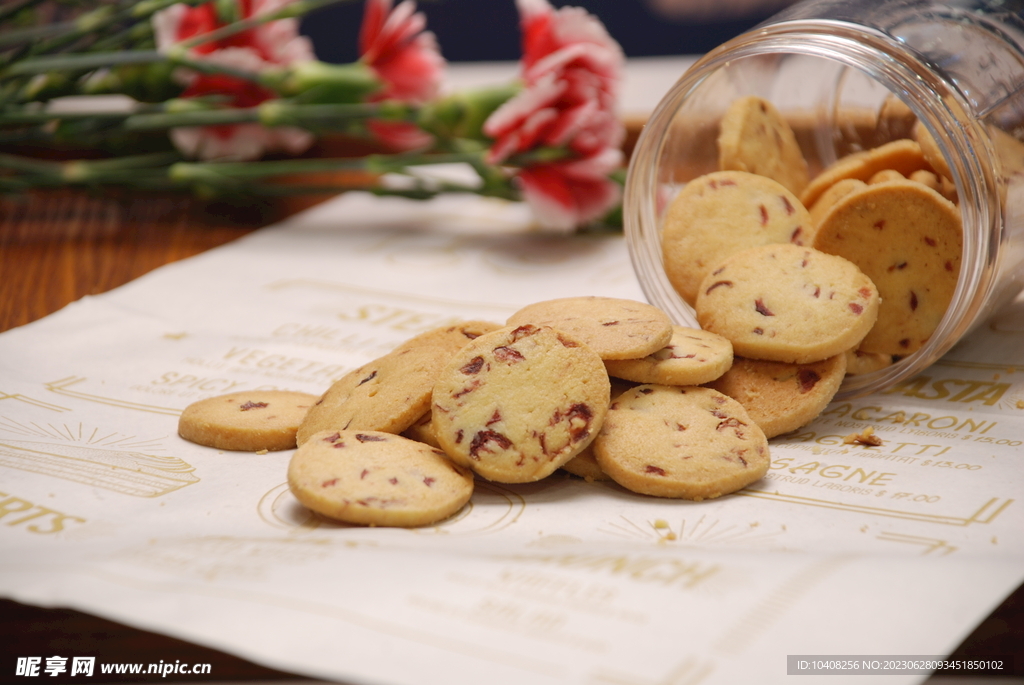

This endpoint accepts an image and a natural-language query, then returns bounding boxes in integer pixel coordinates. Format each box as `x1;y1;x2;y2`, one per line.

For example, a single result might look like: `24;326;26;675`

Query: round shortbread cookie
593;385;769;500
845;348;895;376
717;95;810;196
559;445;609;482
432;324;610;483
799;138;931;209
288;430;474;527
912;120;952;179
402;410;441;448
808;178;867;228
506;297;672;361
812;179;961;355
911;123;959;202
695;244;880;364
178;390;318;452
560;377;635;482
296;343;454;445
604;326;733;386
662;171;814;305
868;169;906;185
706;354;846;439
393;320;501;355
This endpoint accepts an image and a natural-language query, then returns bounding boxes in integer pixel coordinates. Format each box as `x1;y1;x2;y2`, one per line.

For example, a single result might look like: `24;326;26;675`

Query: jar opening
625;20;1003;400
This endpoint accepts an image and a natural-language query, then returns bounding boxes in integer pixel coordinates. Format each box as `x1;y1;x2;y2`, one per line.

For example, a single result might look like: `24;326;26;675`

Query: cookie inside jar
625;47;983;401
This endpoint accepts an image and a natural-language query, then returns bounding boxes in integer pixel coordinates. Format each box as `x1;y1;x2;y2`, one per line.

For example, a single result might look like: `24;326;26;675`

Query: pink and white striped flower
358;0;445;151
153;0;316;160
483;0;625;230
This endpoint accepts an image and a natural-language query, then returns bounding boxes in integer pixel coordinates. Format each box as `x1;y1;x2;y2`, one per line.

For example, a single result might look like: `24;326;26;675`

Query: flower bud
269;61;381;104
418;84;520;142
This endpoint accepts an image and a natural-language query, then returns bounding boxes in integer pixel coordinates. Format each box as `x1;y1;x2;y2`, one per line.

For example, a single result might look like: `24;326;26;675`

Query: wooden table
1;187;1021;683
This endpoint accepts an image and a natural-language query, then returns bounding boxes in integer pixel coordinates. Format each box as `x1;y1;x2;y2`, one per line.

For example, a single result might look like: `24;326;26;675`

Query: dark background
300;0;786;64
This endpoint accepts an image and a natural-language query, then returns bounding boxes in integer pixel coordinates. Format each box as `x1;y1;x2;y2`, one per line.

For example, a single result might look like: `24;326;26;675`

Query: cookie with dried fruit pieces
706;354;846;439
695;243;879;364
179;390;318;451
296;342;454;444
506;296;672;361
604;326;733;386
662;171;814;305
288;430;474;527
593;385;769;500
717;95;810;196
432;324;610;483
812;179;961;356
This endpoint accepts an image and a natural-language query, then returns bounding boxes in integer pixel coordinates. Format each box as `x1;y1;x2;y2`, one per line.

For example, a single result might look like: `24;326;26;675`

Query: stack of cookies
178;296;803;527
662;95;962;380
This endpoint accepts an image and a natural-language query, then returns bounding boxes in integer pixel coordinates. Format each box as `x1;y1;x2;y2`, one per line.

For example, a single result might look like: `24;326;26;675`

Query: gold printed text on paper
881;376;1010;406
0;490;84;534
504;553;720;590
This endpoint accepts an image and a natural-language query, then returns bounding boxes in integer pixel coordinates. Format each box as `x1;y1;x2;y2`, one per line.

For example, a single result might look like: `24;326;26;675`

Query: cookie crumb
255;449;269;455
653;519;670;529
843;426;883;446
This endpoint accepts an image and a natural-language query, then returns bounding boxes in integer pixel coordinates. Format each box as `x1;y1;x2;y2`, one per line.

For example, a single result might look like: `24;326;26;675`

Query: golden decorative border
739;490;1012;526
44;376;182;416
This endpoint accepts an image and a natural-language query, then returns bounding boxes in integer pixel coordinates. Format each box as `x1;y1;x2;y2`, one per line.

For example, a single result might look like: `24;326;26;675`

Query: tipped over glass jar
624;0;1024;400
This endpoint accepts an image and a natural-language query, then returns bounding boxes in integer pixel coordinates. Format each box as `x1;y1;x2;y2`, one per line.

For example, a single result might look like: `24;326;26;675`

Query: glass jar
624;0;1024;399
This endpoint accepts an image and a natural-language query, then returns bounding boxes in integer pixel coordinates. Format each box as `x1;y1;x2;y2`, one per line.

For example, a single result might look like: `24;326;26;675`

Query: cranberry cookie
662;171;814;305
506;296;672;361
593;385;769;500
288;430;474;527
179;390;318;452
604;326;733;386
432;324;610;483
707;354;847;438
694;244;880;364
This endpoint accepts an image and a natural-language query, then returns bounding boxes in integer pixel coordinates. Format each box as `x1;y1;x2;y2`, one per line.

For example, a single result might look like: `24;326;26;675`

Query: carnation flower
483;0;625;230
515;148;622;232
358;0;445;151
153;0;316;161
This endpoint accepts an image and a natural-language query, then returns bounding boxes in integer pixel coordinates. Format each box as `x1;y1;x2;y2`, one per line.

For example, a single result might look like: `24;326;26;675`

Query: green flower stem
0;151;183;183
0;106;145;126
0;152;522;203
4;51;266;90
5;50;166;75
168;152;490;183
418;83;521;141
0;153;61;176
0;19;92;50
505;147;573;166
124;100;392;131
5;2;130;58
267;60;380;104
242;182;498;200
